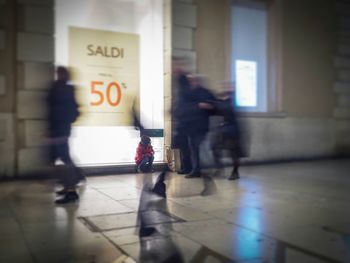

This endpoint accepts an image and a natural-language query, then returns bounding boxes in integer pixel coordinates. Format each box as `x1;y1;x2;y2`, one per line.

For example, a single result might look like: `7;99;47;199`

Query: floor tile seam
12;214;39;263
98;221;177;234
92;183;142;192
167;200;213;214
89;185;142;192
167;204;234;214
168;228;238;262
107;231;179;246
92;188;137;204
99;229;144;260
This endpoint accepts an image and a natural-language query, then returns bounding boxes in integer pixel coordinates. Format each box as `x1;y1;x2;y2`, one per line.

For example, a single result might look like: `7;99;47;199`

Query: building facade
0;0;349;177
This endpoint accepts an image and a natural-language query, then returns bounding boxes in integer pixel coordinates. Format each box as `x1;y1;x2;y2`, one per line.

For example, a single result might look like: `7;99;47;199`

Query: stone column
163;0;173;164
16;0;54;175
0;0;17;177
170;0;197;170
334;0;350;155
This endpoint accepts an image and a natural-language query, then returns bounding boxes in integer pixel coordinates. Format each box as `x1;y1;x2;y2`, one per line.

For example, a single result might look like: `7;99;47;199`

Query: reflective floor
0;159;350;262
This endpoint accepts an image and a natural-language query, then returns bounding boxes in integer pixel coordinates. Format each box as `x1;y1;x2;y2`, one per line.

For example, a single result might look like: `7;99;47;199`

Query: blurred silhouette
137;167;184;263
152;146;175;198
135;135;155;173
200;173;218;196
172;57;193;175
211;82;245;180
182;74;216;178
47;66;82;204
152;166;169;198
132;101;145;135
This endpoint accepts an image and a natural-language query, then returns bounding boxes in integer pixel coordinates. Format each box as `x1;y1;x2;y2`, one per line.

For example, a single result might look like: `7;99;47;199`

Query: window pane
232;4;267;111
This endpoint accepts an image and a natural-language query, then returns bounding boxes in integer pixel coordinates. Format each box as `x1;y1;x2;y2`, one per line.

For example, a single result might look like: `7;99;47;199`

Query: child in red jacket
135;135;155;172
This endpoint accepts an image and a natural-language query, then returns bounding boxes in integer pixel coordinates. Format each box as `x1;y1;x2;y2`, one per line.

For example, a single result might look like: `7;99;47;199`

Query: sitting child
135;135;155;173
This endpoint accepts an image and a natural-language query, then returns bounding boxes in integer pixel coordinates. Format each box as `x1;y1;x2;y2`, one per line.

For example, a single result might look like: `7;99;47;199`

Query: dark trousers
189;133;206;175
179;135;192;172
50;138;73;165
139;156;154;172
50;138;78;189
212;125;241;175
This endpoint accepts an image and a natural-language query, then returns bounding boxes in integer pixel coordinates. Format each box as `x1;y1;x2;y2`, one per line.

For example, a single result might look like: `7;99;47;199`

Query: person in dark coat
172;57;192;174
181;74;216;178
211;83;244;180
47;66;81;204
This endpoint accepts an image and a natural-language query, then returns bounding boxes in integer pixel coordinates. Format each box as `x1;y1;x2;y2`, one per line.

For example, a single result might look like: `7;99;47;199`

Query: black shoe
185;172;201;178
228;172;240;180
55;192;79;204
56;189;68;196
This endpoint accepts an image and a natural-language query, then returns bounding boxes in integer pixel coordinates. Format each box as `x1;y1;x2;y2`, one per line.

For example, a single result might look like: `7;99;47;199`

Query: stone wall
0;0;347;177
334;0;350;154
0;0;16;177
185;0;345;162
0;0;54;177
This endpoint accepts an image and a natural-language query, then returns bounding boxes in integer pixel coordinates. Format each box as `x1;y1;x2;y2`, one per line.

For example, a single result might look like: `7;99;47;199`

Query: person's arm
145;145;154;157
198;88;216;110
69;86;80;122
135;144;143;162
198;102;214;110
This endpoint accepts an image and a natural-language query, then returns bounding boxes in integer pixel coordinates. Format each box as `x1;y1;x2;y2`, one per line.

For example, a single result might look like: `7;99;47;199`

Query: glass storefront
55;0;164;166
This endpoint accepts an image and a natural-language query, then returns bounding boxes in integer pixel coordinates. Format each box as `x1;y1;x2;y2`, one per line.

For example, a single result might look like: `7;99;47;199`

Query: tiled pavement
0;159;350;262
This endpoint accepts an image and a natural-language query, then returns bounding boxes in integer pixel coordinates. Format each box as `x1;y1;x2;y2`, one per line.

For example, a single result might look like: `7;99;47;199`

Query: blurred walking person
211;82;245;180
172;57;192;174
184;74;215;178
47;66;81;204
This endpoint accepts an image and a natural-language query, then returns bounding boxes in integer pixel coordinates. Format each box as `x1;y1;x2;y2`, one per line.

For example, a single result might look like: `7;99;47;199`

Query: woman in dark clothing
211;85;243;180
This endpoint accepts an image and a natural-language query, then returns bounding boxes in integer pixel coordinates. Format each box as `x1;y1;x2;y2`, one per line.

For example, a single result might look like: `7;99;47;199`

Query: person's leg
212;147;223;169
59;140;79;187
228;149;240;180
179;136;192;173
57;140;85;183
187;134;204;178
55;139;79;203
146;156;154;172
212;147;224;177
201;173;217;196
139;157;150;173
59;138;74;165
49;143;58;165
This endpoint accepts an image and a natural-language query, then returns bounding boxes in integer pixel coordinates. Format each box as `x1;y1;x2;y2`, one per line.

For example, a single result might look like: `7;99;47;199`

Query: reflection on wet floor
0;159;350;262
